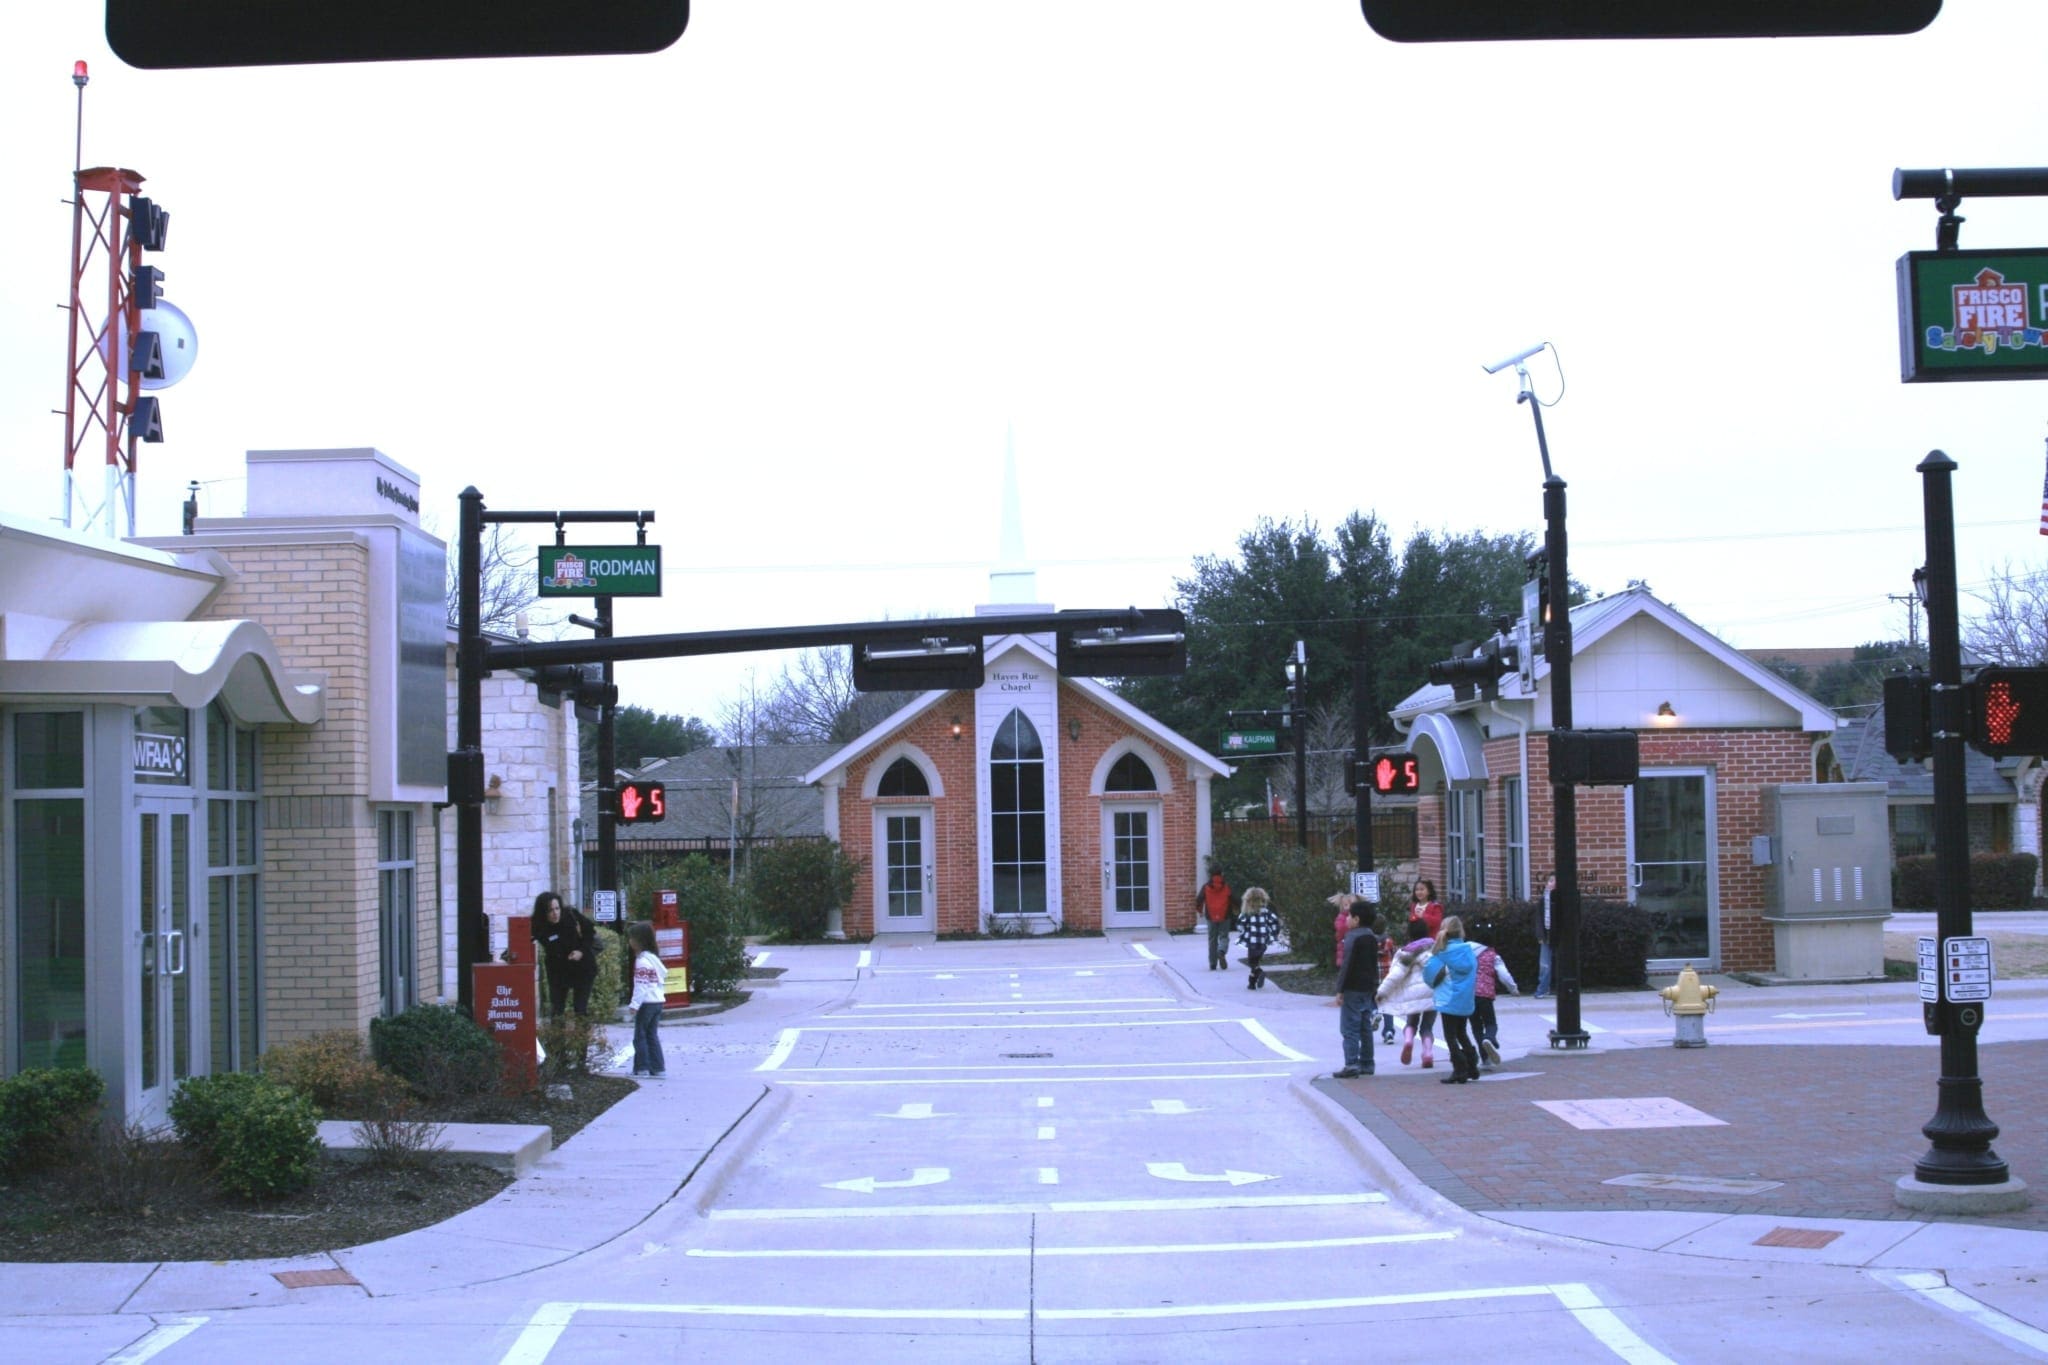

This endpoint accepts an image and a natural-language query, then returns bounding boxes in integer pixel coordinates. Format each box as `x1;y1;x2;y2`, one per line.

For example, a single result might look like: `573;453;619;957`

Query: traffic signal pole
1352;659;1374;884
1905;450;2012;1193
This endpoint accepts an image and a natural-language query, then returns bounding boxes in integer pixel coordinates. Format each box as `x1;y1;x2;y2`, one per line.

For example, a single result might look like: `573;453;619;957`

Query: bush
0;1066;104;1173
66;1118;190;1214
1894;852;2040;910
624;854;750;996
537;1014;614;1085
1449;896;1651;990
170;1071;323;1201
1210;830;1349;963
746;839;861;942
349;1113;449;1172
260;1031;404;1118
369;1004;504;1101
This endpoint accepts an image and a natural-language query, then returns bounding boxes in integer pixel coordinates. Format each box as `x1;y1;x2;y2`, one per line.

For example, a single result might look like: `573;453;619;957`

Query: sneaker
1400;1038;1414;1066
1481;1040;1501;1065
1334;1068;1361;1080
1422;1058;1434;1069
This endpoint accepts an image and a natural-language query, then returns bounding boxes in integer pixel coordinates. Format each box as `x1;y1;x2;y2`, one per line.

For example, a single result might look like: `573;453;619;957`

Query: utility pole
1285;640;1308;850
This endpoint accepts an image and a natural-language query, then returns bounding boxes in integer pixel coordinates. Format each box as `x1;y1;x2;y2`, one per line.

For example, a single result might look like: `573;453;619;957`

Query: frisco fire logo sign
1926;268;2046;354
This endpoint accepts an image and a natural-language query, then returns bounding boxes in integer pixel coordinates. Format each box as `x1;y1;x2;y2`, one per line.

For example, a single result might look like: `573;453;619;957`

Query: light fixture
1657;701;1676;717
950;719;963;740
484;773;504;807
1068;719;1082;741
1912;565;1929;607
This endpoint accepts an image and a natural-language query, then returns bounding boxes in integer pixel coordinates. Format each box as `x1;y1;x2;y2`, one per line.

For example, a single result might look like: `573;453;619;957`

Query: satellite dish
98;298;200;390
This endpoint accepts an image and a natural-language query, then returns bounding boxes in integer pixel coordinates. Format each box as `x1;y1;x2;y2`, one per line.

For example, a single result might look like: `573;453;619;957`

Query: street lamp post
1284;640;1308;850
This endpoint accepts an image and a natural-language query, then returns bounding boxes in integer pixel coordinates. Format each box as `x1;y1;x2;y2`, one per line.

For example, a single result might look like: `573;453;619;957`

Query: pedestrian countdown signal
617;781;666;824
1349;752;1421;797
1967;668;2048;758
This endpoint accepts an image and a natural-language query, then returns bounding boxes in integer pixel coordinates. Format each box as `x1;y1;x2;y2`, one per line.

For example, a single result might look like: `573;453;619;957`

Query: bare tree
443;523;549;635
1962;560;2048;665
760;647;918;745
1270;700;1354;818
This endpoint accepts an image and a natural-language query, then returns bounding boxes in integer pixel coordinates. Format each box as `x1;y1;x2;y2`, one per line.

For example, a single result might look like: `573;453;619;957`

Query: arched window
1105;751;1157;792
878;756;930;797
990;709;1047;915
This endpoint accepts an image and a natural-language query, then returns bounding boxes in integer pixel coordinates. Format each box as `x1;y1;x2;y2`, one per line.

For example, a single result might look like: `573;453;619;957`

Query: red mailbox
649;888;693;1008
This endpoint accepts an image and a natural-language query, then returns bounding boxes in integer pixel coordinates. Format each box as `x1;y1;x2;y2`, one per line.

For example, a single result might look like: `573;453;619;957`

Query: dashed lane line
683;1231;1457;1258
707;1192;1388;1221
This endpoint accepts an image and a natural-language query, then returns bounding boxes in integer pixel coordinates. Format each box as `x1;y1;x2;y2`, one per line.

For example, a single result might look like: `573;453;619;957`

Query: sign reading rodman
536;544;664;598
1897;247;2048;383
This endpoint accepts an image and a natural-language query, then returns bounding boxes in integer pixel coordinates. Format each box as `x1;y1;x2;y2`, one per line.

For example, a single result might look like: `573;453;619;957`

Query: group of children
1330;880;1517;1082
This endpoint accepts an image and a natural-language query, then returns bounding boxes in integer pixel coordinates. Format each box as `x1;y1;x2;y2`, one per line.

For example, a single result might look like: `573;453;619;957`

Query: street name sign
1897;248;2048;382
1223;731;1278;754
536;544;663;597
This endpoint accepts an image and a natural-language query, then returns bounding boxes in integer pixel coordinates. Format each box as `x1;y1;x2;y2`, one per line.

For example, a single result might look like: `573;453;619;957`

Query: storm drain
1002;1052;1053;1059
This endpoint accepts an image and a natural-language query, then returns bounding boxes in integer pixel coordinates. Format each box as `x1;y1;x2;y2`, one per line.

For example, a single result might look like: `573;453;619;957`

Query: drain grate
274;1267;361;1288
1753;1226;1843;1249
1002;1052;1053;1059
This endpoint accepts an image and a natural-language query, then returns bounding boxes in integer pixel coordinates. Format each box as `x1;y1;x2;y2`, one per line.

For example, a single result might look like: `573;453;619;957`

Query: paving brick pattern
1321;1040;2048;1230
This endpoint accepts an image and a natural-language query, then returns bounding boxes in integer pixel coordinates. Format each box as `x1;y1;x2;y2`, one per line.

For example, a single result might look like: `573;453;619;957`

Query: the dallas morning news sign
1897;247;2048;383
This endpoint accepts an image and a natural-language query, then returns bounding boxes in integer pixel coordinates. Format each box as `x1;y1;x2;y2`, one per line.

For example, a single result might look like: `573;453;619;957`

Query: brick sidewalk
1318;1039;2047;1230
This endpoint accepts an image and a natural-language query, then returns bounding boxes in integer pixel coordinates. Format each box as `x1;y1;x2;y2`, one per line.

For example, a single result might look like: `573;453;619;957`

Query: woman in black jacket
530;890;599;1017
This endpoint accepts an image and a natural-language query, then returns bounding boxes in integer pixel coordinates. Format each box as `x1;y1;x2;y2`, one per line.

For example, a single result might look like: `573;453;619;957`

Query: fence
1214;808;1418;863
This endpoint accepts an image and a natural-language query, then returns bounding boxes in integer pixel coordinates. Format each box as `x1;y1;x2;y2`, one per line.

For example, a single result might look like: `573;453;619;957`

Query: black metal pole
1913;450;2009;1185
596;595;619;935
1532;405;1588;1048
1293;676;1309;852
1353;658;1374;880
455;487;486;1011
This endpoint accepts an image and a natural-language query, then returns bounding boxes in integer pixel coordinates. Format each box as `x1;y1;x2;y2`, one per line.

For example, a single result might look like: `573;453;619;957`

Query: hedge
1893;852;2038;911
1447;896;1650;990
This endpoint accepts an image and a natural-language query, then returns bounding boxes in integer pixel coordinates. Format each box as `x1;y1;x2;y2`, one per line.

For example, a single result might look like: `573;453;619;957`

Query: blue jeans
1536;943;1553;996
632;1001;666;1076
1207;919;1230;968
1339;991;1376;1070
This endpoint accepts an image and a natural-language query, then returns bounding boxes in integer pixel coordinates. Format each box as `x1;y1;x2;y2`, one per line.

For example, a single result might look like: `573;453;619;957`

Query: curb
682;1083;792;1217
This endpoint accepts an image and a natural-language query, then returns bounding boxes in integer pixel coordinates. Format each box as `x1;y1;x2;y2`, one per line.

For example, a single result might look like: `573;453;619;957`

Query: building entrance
137;799;206;1123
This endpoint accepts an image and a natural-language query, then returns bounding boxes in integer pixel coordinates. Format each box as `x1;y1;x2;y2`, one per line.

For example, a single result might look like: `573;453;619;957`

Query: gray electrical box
1760;782;1892;980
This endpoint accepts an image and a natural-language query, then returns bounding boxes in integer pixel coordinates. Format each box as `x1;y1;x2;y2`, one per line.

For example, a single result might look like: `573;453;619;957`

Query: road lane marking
1611;1012;2048;1037
1241;1018;1313;1061
750;951;771;967
783;1017;1254;1033
787;1072;1289;1086
1131;943;1162;960
1137;1099;1202;1114
504;1282;1657;1361
1147;1161;1275;1185
708;1192;1388;1221
685;1232;1457;1259
1038;1125;1056;1139
878;1103;950;1119
1875;1270;2048;1355
823;1167;950;1193
828;1006;1210;1020
874;962;1147;974
1038;1167;1059;1184
856;949;873;968
1036;1096;1054;1106
851;997;1170;1008
106;1318;210;1365
1771;1010;1865;1020
782;1059;1292;1073
756;1029;799;1072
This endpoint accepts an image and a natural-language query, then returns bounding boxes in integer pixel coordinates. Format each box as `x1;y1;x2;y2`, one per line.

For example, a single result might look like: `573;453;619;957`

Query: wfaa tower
60;60;197;537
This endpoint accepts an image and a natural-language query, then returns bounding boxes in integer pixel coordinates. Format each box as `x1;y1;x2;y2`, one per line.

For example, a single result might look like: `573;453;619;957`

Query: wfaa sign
1898;247;2048;382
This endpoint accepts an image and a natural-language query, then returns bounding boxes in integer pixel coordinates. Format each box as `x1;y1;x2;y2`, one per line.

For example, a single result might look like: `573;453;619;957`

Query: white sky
5;3;2048;724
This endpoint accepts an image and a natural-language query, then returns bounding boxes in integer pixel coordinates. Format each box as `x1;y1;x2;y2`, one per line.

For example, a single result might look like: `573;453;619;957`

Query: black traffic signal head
1427;636;1513;703
1883;672;1932;763
1056;609;1188;679
616;780;666;824
1547;729;1639;787
852;638;985;693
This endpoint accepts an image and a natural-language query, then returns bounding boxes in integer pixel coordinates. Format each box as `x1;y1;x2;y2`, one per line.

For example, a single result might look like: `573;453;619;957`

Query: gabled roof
1390;585;1835;731
804;632;1232;785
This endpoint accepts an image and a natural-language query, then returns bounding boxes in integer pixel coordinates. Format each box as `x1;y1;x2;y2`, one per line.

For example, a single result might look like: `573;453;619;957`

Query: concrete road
18;933;2048;1363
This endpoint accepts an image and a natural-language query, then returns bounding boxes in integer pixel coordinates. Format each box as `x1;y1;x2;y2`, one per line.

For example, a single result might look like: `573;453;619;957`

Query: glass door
137;800;202;1122
1103;804;1163;927
876;808;934;932
1629;771;1717;968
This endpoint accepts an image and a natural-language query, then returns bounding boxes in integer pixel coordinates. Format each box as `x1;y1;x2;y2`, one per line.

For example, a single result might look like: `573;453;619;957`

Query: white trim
1089;736;1173;795
858;743;946;800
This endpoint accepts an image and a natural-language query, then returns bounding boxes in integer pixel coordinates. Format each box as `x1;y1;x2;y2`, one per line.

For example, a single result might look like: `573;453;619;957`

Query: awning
1406;710;1488;788
0;615;324;726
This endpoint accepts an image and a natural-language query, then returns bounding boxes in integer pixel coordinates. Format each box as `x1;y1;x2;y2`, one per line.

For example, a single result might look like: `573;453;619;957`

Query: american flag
2040;438;2048;536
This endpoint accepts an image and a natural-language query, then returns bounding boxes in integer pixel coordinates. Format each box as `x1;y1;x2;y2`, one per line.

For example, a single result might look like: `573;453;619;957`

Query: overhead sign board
1897;248;2048;383
536;545;663;597
1223;731;1278;755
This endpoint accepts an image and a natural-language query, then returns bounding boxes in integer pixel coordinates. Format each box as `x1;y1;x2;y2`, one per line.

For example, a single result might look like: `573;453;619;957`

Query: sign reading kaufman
536;545;664;597
1897;248;2048;382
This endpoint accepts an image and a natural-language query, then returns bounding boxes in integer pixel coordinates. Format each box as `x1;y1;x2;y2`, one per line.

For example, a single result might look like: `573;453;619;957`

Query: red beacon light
73;60;89;87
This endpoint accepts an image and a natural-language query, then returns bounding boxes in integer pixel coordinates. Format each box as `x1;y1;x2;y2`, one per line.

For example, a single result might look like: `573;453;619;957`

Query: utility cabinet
1759;782;1892;980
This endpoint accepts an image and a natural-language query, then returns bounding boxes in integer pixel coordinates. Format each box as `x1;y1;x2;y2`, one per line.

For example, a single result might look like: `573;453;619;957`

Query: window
990;710;1047;916
1503;777;1525;901
1445;787;1485;902
377;809;417;1016
1891;804;1934;860
1105;752;1158;792
13;712;88;1071
205;704;262;1072
878;756;930;797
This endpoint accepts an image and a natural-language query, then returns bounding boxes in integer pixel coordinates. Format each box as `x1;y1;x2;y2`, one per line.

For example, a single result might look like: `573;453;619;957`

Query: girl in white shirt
626;921;667;1079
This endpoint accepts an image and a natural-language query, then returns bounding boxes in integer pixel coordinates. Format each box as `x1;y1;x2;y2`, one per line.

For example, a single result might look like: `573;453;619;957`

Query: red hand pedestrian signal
1984;679;2019;747
1370;753;1421;796
1966;668;2048;758
616;780;666;824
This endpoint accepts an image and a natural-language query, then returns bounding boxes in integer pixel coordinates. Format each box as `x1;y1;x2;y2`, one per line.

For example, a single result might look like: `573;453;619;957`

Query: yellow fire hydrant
1659;964;1718;1048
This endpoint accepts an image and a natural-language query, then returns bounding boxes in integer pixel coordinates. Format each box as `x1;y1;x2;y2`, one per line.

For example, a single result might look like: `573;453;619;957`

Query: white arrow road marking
879;1103;950;1120
1146;1161;1275;1186
824;1167;951;1194
1137;1099;1203;1114
1772;1010;1867;1020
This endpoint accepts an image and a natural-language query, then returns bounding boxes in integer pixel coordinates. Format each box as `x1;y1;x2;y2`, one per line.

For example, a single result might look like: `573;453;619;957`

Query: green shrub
624;854;750;996
210;1083;322;1201
260;1031;404;1118
168;1071;271;1160
746;839;861;942
369;1004;503;1100
1894;852;2039;910
1209;830;1348;963
0;1066;105;1173
537;1014;614;1085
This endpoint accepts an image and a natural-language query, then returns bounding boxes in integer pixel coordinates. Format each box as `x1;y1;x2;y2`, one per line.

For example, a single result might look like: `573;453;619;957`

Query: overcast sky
5;4;2047;725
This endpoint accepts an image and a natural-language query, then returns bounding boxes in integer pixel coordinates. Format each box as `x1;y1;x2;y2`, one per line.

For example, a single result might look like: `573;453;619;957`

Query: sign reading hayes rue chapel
1897;247;2048;382
536;544;664;598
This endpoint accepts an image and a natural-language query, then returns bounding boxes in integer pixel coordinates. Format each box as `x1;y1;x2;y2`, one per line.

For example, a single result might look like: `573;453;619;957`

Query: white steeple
983;426;1044;612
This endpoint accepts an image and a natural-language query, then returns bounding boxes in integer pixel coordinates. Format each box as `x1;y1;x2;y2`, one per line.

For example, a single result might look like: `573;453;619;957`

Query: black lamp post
1284;640;1308;850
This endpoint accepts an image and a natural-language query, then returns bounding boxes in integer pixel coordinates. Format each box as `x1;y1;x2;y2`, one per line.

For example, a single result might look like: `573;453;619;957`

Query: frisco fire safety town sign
1897;247;2048;382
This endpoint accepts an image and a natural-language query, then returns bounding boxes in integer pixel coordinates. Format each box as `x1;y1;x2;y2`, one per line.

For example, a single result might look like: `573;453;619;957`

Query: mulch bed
0;1074;633;1264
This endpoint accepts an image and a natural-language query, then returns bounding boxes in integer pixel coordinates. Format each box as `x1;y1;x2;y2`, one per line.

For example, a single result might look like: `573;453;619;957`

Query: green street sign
1222;730;1278;755
1897;248;2048;383
536;545;663;598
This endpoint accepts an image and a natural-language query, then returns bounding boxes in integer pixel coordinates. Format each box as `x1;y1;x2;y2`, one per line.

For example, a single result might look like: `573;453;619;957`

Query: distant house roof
1743;647;1859;672
579;743;837;842
1829;712;2016;803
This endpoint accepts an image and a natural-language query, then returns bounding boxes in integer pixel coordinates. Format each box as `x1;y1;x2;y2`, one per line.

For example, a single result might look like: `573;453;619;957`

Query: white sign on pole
593;889;620;923
1351;870;1381;903
1916;935;1938;1004
1943;935;1993;1003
